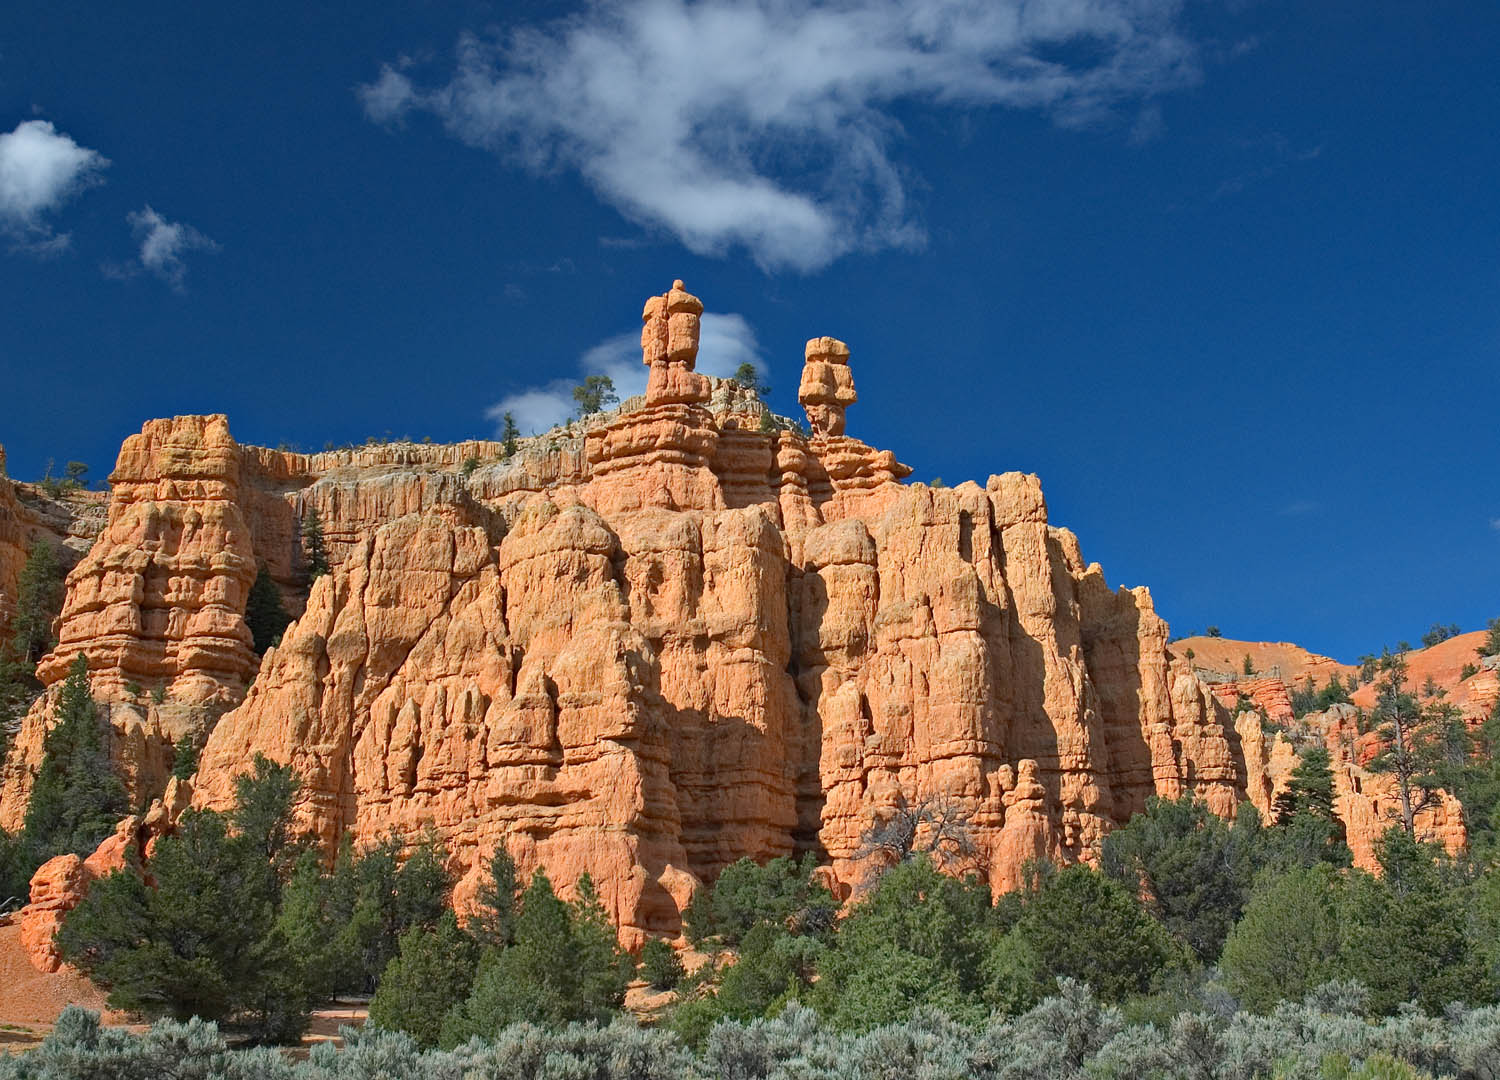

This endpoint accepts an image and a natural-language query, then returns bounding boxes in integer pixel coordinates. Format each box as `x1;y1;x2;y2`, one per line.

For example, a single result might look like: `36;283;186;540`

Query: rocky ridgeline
0;281;1472;969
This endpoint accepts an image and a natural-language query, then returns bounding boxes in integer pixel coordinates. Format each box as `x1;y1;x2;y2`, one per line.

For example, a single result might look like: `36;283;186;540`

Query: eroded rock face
170;282;1269;941
37;415;260;704
0;418;260;826
4;280;1431;952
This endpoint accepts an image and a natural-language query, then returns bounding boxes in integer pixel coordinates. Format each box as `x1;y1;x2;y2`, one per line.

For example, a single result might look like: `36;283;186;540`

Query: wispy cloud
106;205;218;289
1490;517;1500;533
361;0;1201;272
1129;103;1167;146
1277;499;1321;517
0;119;108;252
1213;132;1322;200
486;311;762;434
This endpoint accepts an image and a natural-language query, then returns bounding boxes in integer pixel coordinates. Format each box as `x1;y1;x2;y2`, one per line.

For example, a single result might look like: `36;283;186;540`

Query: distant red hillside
1349;630;1497;718
1167;636;1355;687
1169;631;1497;722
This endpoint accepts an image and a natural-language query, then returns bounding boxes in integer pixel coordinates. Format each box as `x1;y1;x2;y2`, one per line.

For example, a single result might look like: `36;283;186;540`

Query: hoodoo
0;281;1463;957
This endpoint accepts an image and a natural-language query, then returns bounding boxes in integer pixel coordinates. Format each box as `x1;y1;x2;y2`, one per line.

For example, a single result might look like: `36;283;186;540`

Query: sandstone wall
184;282;1263;942
4;280;1430;950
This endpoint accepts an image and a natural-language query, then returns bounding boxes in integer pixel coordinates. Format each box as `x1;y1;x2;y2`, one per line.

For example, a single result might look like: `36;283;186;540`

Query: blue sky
1;0;1496;661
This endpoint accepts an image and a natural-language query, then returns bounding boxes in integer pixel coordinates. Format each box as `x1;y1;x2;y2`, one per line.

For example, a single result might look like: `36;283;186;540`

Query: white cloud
360;65;417;124
486;311;762;434
124;205;217;289
361;0;1200;272
0;119;108;250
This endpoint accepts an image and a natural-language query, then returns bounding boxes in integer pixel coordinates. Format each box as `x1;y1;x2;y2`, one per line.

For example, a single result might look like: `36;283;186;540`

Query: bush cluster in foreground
8;981;1500;1079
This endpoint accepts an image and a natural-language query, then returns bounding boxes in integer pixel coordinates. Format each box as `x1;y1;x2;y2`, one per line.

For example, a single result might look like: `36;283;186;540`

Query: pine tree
733;362;770;397
1337;829;1490;1014
170;732;199;781
57;797;312;1042
1;540;64;743
441;869;633;1043
1366;655;1467;836
1221;865;1342;1012
367;911;478;1047
467;843;520;950
1274;746;1337;822
640;938;683;990
812;854;991;1029
300;508;329;581
20;654;127;867
10;539;62;665
231;753;302;871
571;375;618;418
501;412;520;458
569;873;636;1012
1100;795;1264;962
1269;745;1352;867
245;564;290;655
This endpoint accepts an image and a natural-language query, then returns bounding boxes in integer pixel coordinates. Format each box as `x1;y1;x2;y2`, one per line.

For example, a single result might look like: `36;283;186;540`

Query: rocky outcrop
8;279;1441;956
1246;703;1466;870
1209;677;1296;727
0;418;262;826
36;415;260;705
0;446;107;638
14;779;188;972
166;281;1260;943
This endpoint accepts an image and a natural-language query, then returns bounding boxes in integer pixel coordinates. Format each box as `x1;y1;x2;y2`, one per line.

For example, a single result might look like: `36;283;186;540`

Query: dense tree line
8;596;1500;1069
33;714;1500;1056
51;761;634;1045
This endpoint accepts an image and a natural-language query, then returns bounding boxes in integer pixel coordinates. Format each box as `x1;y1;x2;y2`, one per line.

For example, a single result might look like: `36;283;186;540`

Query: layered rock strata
3;280;1455;953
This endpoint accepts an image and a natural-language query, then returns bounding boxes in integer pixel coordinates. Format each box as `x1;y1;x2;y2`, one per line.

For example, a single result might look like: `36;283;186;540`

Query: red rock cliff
0;281;1352;945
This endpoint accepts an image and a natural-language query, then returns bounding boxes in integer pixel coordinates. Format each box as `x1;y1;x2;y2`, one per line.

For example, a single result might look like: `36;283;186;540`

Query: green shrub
641;938;684;990
441;870;634;1043
682;853;836;947
1221;865;1343;1011
368;912;479;1047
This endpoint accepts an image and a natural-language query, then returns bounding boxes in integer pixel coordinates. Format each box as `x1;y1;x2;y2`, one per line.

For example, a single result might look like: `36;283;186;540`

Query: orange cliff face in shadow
2;280;1398;966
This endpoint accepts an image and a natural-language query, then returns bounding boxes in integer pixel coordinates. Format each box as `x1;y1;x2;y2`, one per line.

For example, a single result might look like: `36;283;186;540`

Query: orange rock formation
2;281;1478;960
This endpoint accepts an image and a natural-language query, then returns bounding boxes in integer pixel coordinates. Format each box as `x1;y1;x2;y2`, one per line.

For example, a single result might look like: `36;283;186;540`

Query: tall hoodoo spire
798;336;857;436
642;279;710;406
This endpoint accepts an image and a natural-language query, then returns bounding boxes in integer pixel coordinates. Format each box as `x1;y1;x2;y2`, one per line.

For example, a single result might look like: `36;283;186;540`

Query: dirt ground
0;920;130;1052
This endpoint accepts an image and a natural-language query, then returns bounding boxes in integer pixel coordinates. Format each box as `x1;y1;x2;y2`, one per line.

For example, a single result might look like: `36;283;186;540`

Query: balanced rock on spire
642;279;710;407
798;336;857;436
